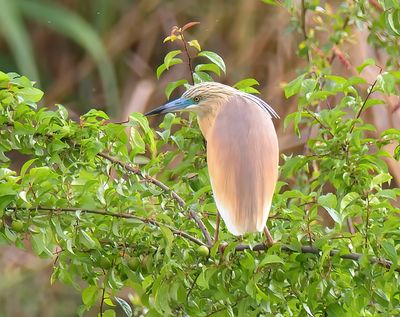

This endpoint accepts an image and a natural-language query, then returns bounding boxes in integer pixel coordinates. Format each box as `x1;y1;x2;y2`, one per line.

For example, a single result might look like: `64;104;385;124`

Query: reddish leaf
181;21;200;32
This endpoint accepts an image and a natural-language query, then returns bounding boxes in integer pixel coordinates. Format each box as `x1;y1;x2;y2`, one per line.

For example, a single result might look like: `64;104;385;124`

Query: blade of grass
16;0;119;114
0;0;39;83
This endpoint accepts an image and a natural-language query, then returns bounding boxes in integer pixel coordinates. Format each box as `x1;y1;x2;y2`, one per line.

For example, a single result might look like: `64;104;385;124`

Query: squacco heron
146;82;279;239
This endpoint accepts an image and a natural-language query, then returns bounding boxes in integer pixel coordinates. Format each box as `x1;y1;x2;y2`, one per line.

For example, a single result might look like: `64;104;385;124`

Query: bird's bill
145;98;194;116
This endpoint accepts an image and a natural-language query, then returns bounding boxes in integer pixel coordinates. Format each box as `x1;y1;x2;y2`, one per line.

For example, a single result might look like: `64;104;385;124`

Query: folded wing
206;95;279;235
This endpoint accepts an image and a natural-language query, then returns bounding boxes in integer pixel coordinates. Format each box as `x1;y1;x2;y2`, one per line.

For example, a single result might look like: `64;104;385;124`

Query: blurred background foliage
0;0;298;118
0;0;399;316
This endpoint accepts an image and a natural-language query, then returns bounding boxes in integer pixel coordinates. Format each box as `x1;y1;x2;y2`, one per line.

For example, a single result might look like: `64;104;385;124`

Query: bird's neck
195;104;221;140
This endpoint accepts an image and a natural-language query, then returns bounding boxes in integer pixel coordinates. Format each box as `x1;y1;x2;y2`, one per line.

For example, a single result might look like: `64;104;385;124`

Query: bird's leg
263;227;275;247
214;211;220;243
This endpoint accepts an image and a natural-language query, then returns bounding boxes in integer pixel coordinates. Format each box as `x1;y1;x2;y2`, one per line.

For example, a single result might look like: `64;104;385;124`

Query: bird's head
145;82;237;116
145;81;279;119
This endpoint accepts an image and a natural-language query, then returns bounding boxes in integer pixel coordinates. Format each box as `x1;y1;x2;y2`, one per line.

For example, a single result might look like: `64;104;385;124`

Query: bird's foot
263;227;275;247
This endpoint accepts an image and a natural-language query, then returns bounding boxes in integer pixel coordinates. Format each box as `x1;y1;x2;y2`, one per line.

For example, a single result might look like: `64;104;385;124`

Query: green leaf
17;87;44;102
194;63;221;76
114;297;132;317
259;254;284;266
31;232;53;257
340;192;360;210
385;8;400;36
326;303;346;317
102;309;116;317
325;207;341;224
300;78;317;96
319;193;341;223
198;51;226;73
325;75;347;84
394;145;400;161
318;193;337;209
381;241;398;265
79;229;97;249
233;78;259;90
371;173;392;187
238;86;260;94
363;98;384;111
284;74;305;98
302;303;314;317
377;72;397;95
164;50;182;69
188;40;201;51
196;267;209;289
193;71;213;83
379;0;399;10
160;225;174;254
261;0;279;4
82;285;99;307
165;79;188;99
356;58;375;73
0;71;9;83
156;58;182;79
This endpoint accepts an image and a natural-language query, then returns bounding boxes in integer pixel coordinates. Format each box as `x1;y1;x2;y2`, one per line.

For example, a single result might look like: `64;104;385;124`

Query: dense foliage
1;1;400;316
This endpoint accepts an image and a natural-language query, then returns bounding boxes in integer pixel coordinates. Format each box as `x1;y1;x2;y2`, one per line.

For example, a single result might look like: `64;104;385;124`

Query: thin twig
349;69;381;134
100;284;106;317
186;269;202;301
9;206;206;247
301;0;307;41
97;152;212;245
179;32;195;85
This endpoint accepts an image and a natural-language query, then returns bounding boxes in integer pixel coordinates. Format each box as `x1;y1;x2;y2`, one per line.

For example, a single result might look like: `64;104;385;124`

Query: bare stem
180;32;195;85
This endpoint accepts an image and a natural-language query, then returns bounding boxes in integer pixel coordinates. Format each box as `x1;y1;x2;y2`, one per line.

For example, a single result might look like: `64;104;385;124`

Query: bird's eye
193;96;201;102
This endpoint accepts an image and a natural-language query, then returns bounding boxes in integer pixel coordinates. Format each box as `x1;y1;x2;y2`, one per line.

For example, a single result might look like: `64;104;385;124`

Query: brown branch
97;152;213;245
234;244;398;272
10;206;206;247
179;31;195;85
300;0;307;41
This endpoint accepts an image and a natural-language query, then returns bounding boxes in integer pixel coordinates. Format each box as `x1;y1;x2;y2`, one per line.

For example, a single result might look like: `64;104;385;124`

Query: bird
146;82;279;239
